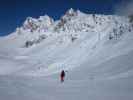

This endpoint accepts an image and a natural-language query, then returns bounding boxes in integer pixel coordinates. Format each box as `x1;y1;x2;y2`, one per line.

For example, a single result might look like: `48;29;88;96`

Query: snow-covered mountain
0;9;133;100
1;9;132;49
0;8;133;74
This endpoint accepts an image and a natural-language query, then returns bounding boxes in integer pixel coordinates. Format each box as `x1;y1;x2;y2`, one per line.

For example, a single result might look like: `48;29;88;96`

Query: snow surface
0;9;133;100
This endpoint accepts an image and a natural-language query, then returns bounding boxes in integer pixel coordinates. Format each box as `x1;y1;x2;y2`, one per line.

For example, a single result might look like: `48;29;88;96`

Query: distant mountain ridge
10;8;132;48
15;8;132;34
0;8;132;50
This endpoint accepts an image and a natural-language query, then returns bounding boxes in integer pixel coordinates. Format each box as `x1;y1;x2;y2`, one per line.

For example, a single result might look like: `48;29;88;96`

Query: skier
60;70;65;82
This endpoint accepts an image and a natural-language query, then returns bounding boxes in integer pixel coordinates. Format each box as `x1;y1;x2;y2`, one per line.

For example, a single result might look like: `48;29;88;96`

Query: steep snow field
0;9;133;100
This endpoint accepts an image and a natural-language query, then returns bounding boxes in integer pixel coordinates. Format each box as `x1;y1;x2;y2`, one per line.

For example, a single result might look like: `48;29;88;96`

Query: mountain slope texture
0;9;133;100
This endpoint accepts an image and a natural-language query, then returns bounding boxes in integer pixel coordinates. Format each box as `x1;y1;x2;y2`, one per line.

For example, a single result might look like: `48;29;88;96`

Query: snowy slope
0;9;133;100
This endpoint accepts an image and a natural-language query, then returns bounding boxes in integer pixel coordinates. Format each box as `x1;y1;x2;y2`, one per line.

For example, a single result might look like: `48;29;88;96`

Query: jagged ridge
10;8;133;48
